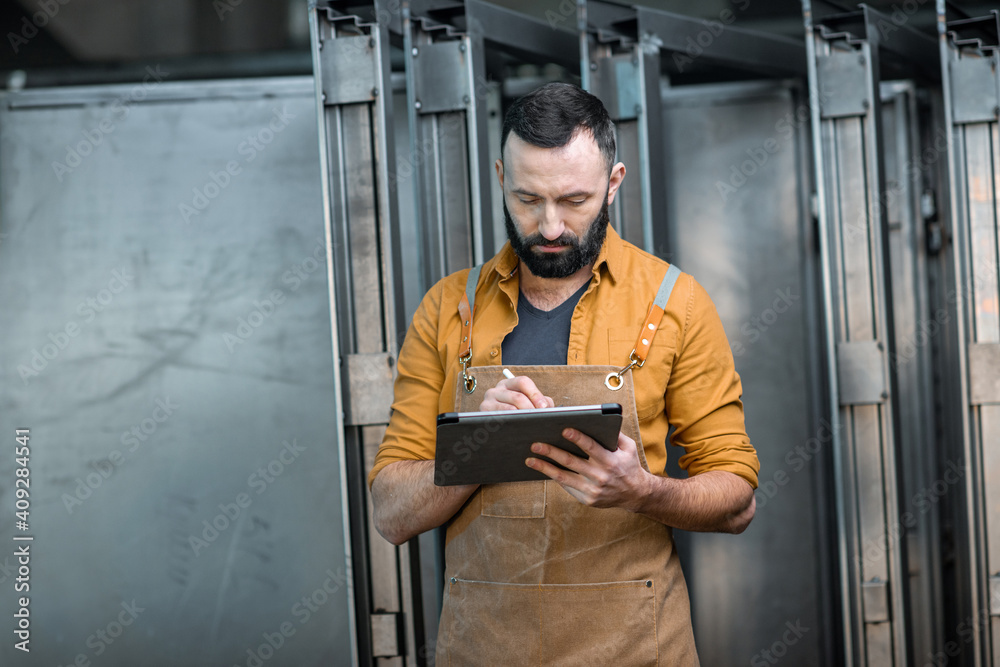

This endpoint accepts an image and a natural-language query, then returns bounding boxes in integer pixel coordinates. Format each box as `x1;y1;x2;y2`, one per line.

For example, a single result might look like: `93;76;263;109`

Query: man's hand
526;428;650;511
526;428;756;534
480;374;554;411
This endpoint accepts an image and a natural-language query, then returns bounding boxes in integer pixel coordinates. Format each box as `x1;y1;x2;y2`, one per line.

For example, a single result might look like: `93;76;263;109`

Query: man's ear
606;162;626;205
495;158;504;190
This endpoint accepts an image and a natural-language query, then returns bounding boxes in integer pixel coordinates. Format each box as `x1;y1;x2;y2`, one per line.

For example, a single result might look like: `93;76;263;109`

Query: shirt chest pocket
607;327;677;422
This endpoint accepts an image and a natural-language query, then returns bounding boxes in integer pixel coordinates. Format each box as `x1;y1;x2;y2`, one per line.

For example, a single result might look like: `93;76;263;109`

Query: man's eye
567;199;586;206
518;198;538;205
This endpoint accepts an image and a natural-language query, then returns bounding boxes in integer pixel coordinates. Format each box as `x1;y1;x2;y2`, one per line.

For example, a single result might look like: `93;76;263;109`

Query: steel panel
966;123;1000;342
0;78;352;666
412;41;470;114
663;81;831;666
321;34;379;105
950;55;1000;125
818;52;870;118
837;341;887;404
969;343;1000;403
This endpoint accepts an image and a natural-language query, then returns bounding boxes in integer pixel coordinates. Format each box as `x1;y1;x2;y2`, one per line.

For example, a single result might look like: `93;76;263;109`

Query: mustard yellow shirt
369;226;760;489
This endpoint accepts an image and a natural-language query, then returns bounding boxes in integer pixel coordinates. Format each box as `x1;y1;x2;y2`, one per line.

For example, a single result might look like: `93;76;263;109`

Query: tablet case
434;404;622;486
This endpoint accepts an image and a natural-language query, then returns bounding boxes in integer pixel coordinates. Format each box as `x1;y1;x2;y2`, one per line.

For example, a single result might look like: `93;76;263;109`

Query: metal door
663;79;835;666
0;77;353;666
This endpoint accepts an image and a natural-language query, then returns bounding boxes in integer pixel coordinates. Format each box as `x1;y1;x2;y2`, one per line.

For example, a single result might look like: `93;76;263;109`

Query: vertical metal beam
803;3;910;664
880;79;945;664
404;3;493;286
309;3;419;664
938;5;1000;664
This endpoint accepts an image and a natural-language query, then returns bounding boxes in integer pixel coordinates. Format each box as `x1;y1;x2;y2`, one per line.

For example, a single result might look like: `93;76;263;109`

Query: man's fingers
529;441;587;473
562;428;616;465
526;455;596;504
503;376;553;408
494;387;537;410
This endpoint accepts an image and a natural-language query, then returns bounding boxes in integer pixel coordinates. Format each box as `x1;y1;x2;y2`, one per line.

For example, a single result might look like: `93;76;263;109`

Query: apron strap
459;262;681;392
605;264;682;390
630;264;682;366
457;265;483;392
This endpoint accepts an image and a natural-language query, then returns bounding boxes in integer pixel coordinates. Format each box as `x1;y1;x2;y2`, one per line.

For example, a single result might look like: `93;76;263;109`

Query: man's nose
538;204;565;241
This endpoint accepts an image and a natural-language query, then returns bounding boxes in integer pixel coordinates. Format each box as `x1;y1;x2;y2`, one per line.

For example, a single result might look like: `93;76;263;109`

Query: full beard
503;198;610;279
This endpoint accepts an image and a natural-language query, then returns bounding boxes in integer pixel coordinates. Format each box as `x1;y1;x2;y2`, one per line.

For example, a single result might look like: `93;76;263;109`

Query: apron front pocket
441;578;658;667
480;480;546;518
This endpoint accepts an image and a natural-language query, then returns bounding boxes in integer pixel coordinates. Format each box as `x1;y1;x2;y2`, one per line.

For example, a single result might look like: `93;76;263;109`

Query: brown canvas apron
435;265;699;666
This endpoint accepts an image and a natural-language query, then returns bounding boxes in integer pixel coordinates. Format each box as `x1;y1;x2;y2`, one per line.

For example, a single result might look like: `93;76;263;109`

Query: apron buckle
459;352;477;393
605;350;642;391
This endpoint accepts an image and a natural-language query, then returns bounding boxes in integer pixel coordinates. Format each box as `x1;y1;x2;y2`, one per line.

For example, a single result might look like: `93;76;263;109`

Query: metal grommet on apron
439;262;699;666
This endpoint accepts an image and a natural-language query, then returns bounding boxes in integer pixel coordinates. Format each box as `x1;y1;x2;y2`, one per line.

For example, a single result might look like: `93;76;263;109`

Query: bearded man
368;82;760;665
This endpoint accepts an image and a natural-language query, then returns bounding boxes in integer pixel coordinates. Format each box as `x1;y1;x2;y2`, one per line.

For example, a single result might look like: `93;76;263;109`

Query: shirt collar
493;224;624;284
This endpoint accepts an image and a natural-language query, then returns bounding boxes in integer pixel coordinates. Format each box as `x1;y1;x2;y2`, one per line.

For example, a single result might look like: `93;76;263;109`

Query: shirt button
490;348;498;357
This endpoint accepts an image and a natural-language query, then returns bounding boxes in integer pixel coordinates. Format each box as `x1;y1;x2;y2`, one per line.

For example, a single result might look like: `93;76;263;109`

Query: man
369;82;759;665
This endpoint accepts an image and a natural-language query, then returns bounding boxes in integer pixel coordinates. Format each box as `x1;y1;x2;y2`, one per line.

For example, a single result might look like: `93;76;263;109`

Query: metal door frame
309;2;414;664
581;0;806;254
938;5;1000;664
802;2;946;664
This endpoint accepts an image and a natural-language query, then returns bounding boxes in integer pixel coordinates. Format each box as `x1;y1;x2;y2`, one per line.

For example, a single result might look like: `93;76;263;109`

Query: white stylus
502;368;515;380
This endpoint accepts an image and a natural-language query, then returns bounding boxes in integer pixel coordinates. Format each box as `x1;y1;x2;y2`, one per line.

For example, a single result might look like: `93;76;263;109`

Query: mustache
524;235;576;247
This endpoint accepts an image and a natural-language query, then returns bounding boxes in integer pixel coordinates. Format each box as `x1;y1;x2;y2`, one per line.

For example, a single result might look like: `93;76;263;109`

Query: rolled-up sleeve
367;281;447;488
665;276;760;489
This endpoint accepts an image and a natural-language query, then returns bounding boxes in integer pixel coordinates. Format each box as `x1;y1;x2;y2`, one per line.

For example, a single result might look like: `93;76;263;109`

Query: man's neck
518;261;594;312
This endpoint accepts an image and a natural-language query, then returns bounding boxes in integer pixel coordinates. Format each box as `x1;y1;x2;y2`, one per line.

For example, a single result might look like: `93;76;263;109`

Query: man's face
496;130;625;280
503;193;609;279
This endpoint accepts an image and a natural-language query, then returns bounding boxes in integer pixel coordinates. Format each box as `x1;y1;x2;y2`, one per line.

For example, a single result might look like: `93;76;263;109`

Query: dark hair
500;82;616;172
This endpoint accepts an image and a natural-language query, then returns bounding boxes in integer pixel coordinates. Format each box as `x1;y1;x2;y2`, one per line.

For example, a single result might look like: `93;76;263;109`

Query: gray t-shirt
500;280;591;365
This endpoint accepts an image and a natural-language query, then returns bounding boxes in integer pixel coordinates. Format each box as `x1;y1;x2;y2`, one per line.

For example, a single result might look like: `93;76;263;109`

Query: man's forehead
503;131;606;185
505;128;601;161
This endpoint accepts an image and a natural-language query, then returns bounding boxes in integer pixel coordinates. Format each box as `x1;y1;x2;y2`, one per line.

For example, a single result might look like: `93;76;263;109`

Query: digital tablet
434;403;623;486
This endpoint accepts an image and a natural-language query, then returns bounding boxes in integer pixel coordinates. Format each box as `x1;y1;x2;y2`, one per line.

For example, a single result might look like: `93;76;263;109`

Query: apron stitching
650;579;659;666
537;582;543;667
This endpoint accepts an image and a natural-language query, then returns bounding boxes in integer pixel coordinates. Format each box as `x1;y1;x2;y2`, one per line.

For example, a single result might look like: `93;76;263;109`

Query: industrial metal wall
0;77;354;666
